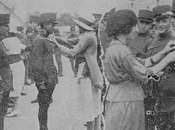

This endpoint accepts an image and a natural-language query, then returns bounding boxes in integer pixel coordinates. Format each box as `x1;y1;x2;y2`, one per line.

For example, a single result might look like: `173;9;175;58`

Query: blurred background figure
67;25;78;77
16;26;25;41
28;15;40;44
21;26;34;85
3;37;26;117
29;15;41;104
53;28;63;77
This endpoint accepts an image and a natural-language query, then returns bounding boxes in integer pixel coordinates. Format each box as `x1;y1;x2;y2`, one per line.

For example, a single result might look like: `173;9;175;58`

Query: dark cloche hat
153;5;172;20
0;14;10;25
138;10;153;22
106;9;137;37
29;15;40;23
40;13;58;24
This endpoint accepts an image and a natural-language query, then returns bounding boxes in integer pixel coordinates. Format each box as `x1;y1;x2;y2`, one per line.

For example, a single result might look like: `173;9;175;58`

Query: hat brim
138;18;153;23
73;19;94;31
155;15;170;20
51;21;58;24
155;11;173;20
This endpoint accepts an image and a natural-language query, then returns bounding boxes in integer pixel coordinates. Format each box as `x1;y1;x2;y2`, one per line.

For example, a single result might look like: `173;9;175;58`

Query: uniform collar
138;31;149;37
39;29;50;38
158;31;172;40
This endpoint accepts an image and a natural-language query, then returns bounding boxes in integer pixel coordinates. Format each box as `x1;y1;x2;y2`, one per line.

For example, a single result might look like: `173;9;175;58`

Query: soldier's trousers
0;91;10;130
23;59;30;82
37;83;55;130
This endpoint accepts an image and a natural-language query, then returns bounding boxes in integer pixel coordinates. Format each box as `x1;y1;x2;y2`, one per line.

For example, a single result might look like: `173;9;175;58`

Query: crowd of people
1;0;175;130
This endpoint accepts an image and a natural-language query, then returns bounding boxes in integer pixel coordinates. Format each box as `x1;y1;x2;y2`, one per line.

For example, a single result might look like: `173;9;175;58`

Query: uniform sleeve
7;54;21;64
122;54;149;84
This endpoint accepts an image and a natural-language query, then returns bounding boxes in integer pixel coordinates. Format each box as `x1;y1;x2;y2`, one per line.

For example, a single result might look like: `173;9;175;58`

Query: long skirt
75;63;102;122
105;100;145;130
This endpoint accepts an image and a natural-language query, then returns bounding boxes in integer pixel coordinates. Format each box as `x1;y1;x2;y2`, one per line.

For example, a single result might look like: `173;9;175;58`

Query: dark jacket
29;33;58;86
144;31;175;112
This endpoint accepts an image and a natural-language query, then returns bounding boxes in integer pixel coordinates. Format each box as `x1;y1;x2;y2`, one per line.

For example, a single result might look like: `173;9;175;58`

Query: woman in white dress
3;37;26;117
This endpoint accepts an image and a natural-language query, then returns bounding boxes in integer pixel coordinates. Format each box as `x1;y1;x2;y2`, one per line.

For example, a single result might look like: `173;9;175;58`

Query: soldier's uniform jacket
31;29;40;45
146;31;175;57
128;31;154;58
0;41;21;92
145;31;175;112
29;31;58;86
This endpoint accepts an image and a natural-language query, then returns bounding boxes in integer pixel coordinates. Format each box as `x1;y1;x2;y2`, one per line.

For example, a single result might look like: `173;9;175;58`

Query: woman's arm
144;50;165;67
144;40;175;67
55;36;79;47
49;34;91;58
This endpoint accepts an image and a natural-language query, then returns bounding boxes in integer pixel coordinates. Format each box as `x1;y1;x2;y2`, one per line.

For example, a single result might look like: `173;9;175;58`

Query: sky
0;0;173;25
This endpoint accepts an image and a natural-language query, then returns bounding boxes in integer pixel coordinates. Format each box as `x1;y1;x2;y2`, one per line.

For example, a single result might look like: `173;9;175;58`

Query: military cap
153;5;172;20
138;10;153;22
17;26;24;32
29;15;40;23
0;14;10;25
40;13;58;24
73;14;95;31
172;0;175;17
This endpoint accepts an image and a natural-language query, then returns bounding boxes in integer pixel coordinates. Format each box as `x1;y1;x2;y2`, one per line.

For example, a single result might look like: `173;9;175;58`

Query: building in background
0;1;24;32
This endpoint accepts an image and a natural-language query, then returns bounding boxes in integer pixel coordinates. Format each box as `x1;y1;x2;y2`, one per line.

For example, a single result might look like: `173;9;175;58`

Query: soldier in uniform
16;26;25;41
171;0;175;31
29;13;58;130
0;13;26;130
144;5;175;130
29;15;40;43
21;27;34;85
128;9;154;58
29;15;41;103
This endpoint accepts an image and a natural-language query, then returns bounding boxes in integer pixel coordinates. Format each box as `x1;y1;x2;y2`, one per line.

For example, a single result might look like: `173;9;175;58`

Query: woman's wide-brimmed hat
73;13;95;31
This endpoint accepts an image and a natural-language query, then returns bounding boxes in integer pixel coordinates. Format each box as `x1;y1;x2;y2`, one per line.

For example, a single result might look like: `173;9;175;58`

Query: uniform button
154;51;157;53
158;41;160;43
